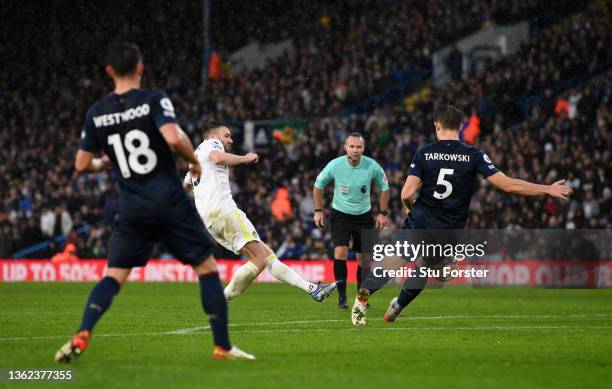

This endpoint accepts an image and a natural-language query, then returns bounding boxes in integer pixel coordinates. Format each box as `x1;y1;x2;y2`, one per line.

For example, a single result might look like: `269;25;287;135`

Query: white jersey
184;139;238;227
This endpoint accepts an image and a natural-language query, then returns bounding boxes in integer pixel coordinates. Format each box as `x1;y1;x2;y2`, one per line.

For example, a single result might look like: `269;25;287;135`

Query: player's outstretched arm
75;150;111;173
487;172;572;200
401;175;422;213
209;150;258;166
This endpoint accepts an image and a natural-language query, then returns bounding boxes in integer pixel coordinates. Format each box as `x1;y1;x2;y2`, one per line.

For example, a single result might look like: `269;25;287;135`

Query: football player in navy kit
55;43;254;361
352;104;572;325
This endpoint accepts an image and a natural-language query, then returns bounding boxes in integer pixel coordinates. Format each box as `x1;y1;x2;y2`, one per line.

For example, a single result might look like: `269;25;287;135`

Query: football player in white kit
184;122;336;302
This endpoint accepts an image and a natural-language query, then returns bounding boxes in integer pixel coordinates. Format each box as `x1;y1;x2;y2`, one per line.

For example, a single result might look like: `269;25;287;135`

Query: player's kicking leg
224;240;336;302
219;210;335;302
262;243;337;302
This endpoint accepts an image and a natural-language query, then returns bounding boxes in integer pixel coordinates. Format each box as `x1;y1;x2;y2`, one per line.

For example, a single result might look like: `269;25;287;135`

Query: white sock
224;261;260;301
266;255;317;293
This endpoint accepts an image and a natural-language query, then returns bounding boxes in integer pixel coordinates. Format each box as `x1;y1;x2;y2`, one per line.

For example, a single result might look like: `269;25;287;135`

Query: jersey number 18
108;129;158;178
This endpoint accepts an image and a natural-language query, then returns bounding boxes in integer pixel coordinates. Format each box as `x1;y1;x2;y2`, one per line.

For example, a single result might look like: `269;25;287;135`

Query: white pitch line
4;324;609;342
1;313;610;342
226;325;612;334
166;319;347;335
166;313;612;335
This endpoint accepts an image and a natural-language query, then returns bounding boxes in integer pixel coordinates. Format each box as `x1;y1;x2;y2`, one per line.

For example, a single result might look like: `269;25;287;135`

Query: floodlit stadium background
1;0;609;264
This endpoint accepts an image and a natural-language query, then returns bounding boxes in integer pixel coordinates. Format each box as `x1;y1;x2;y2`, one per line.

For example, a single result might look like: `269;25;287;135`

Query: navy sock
356;265;362;290
397;288;424;307
199;272;231;350
397;269;428;308
333;260;347;298
361;268;390;296
79;276;120;332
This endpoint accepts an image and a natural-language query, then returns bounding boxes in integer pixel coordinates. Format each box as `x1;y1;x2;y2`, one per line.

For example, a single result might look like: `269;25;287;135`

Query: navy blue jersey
407;140;499;229
79;89;184;216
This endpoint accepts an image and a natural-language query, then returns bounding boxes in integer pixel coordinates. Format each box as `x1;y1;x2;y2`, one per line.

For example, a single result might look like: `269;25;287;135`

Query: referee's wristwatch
378;210;388;216
314;209;323;213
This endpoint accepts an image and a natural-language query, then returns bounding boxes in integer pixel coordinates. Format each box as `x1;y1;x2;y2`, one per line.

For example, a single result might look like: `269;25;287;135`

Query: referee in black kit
313;133;390;308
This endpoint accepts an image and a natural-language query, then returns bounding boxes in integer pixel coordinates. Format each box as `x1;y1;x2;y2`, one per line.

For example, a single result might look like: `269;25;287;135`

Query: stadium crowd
200;0;548;121
0;1;609;259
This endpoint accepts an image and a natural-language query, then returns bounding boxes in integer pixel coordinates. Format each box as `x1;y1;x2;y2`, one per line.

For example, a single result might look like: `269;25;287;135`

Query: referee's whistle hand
375;214;388;230
314;212;325;228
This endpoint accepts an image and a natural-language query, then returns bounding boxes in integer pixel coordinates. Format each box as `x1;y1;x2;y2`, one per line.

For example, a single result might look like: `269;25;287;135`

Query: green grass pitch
0;282;611;388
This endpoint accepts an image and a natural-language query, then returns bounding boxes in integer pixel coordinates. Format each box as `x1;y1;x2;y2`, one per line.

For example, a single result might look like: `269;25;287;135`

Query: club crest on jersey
360;185;367;193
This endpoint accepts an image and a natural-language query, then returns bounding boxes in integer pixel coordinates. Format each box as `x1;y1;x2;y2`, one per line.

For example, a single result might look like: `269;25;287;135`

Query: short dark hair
105;42;142;77
433;104;463;130
346;132;364;141
203;121;229;137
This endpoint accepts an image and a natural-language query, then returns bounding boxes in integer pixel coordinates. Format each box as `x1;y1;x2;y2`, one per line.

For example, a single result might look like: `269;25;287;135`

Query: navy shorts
107;198;214;268
402;214;459;267
405;205;465;230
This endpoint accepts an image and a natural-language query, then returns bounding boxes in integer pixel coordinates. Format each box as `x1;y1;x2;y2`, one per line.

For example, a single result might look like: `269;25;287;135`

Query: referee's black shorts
330;208;374;253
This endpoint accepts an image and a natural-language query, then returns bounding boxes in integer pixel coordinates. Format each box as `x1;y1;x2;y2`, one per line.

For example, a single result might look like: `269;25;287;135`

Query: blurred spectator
51;243;78;263
271;186;293;222
40;206;73;238
462;110;481;145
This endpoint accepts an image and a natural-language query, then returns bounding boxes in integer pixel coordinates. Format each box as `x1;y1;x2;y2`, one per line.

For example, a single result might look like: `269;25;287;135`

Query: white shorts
207;209;261;254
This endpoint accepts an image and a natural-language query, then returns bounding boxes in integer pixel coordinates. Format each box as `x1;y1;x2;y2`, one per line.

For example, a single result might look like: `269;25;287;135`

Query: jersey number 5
108;130;158;178
433;168;454;200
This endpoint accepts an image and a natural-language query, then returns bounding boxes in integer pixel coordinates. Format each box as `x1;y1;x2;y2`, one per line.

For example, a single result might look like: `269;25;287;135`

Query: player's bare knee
192;255;218;276
104;267;131;287
240;242;267;271
261;242;276;258
334;246;349;260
